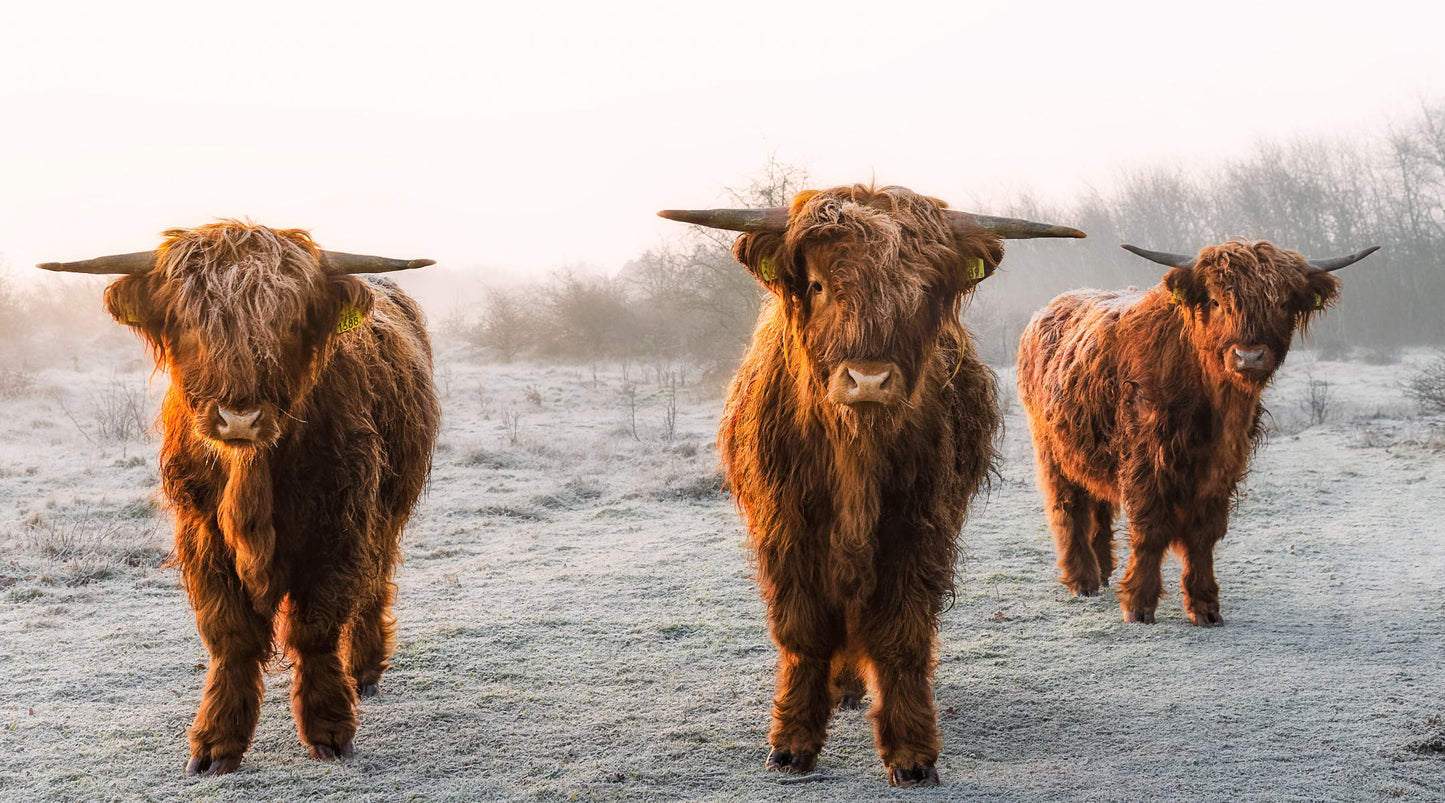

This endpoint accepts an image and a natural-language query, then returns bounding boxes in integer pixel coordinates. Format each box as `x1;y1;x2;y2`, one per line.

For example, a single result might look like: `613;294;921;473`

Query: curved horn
657;208;790;233
945;211;1086;240
1307;245;1381;273
36;251;157;275
320;251;436;275
1121;244;1197;269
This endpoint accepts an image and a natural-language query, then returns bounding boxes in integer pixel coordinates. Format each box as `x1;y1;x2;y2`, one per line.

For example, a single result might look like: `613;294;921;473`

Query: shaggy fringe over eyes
157;220;326;395
1194;240;1337;329
780;184;1002;338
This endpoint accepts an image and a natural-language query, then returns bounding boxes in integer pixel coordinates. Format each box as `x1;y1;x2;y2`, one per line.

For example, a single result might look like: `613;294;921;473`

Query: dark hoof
838;694;863;711
889;765;940;788
358;682;380;698
1071;586;1101;598
765;748;817;774
1122;609;1156;624
185;754;242;777
1188;610;1225;627
308;740;356;761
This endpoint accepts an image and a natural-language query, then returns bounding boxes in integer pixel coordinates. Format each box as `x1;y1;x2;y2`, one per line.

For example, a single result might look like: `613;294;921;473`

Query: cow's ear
102;275;164;349
1296;269;1342;321
732;232;788;293
953;235;1005;287
1163;267;1206;308
311;276;374;346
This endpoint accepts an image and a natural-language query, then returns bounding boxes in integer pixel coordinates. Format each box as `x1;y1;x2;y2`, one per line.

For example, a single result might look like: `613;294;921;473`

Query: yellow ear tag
1313;293;1324;309
336;306;365;334
1170;288;1186;306
967;257;987;281
121;306;142;325
758;257;777;283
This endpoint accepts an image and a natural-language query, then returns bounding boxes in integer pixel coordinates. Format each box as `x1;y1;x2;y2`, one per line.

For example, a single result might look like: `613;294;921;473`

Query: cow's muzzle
209;405;271;444
1227;345;1275;380
827;360;903;407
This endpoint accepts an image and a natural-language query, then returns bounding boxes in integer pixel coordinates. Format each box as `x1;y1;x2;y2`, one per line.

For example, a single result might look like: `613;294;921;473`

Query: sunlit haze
3;0;1441;284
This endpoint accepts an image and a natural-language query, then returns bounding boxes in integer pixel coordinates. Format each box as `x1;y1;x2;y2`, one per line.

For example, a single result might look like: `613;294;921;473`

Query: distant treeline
457;102;1445;367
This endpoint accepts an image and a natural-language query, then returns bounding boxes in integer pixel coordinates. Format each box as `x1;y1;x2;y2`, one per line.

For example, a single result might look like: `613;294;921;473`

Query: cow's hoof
765;748;817;774
1064;577;1102;597
308;740;356;761
889;764;940;788
1122;609;1156;624
1188;610;1225;627
185;754;242;777
838;694;863;711
358;682;380;698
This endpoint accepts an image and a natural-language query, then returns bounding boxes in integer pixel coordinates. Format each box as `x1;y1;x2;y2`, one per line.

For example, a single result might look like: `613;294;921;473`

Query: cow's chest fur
726;369;986;610
1117;377;1261;507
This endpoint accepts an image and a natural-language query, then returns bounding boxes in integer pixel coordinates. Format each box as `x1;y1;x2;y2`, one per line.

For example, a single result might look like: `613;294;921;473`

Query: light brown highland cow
1017;240;1377;626
40;221;441;775
661;185;1083;787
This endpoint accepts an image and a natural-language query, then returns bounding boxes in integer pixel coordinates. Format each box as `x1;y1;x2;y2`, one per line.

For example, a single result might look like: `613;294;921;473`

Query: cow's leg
1037;458;1102;596
857;587;941;788
1179;500;1228;627
1116;497;1174;624
285;594;358;760
182;532;275;776
763;590;842;775
346;579;396;698
1091;500;1117;586
830;643;866;711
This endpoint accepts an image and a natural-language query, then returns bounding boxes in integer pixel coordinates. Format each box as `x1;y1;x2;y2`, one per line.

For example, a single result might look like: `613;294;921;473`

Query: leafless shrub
474;384;493;420
620;382;639;441
1405;353;1445;413
474;287;537;362
524;384;543;406
1301;374;1333;426
502;406;523;446
0;367;37;400
57;376;150;448
660;373;679;443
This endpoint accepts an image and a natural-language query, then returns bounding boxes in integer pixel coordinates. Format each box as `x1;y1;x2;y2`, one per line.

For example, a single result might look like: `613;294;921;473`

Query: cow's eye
1210;299;1220;308
809;281;824;296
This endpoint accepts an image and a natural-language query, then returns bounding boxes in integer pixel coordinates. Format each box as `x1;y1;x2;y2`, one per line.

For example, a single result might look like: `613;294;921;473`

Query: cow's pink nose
216;408;263;440
829;360;902;406
1232;347;1266;370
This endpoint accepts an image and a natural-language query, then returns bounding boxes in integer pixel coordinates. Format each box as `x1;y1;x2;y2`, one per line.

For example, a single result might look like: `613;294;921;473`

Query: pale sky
2;0;1441;287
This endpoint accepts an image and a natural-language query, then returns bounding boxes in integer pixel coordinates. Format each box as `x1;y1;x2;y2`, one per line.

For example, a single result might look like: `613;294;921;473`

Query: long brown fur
1016;240;1341;626
719;186;1002;787
99;221;440;773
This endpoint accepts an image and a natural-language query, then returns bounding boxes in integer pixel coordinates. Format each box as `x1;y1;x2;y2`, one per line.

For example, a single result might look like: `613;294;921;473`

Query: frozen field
1;337;1443;802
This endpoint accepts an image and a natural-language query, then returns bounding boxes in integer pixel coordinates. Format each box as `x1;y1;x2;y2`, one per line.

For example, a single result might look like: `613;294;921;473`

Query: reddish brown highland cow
660;186;1083;787
1017;240;1378;626
39;221;441;774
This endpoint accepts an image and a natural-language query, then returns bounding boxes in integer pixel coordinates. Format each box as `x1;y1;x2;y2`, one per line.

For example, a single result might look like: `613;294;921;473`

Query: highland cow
1016;240;1378;626
39;221;441;774
660;185;1084;786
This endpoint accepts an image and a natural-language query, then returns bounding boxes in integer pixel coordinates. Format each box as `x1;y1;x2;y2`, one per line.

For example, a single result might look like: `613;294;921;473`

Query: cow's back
1017;288;1143;498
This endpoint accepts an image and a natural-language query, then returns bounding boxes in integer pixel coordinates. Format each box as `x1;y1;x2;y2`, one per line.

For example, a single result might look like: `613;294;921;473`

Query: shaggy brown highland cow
39;221;441;775
1017;240;1378;626
660;185;1084;787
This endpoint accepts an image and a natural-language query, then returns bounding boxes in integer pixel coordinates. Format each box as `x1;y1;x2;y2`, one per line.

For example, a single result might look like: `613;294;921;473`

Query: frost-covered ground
1;337;1443;802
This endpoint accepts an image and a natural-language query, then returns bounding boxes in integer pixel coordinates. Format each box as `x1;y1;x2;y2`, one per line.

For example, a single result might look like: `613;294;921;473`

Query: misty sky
2;0;1442;284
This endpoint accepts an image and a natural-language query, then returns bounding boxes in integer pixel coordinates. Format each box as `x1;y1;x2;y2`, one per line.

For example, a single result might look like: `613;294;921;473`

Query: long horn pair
657;208;1086;240
37;251;435;275
1122;244;1381;273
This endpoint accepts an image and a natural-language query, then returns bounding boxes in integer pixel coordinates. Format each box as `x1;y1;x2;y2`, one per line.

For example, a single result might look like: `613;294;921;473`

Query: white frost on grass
0;339;1442;801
